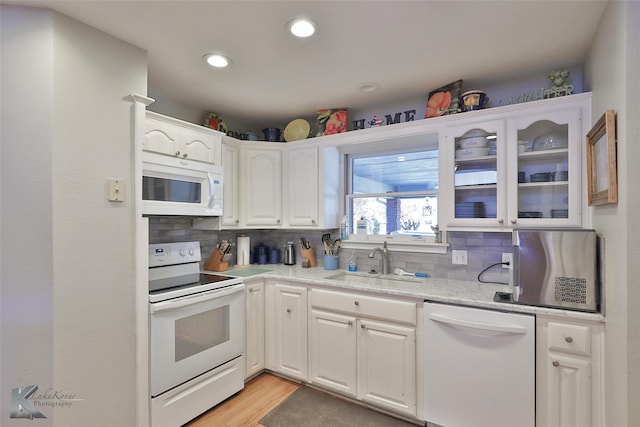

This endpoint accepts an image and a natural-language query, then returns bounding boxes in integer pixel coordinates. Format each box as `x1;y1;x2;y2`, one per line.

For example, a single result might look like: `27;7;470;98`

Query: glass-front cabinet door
506;107;582;227
442;119;507;227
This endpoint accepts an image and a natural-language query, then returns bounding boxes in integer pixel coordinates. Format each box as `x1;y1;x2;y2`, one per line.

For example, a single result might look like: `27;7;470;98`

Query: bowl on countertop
455;147;490;159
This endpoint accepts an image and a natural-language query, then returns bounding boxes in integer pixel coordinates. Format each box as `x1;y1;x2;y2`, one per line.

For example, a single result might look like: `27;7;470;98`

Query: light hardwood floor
185;373;299;427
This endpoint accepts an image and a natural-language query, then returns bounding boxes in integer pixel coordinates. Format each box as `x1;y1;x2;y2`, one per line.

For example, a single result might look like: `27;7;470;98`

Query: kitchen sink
325;271;420;286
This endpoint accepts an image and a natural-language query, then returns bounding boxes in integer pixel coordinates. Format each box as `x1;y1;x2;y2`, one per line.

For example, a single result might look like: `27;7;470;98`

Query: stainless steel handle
511;219;517;225
348;320;353;325
552;360;560;367
150;284;244;314
498;219;504;224
565;336;573;343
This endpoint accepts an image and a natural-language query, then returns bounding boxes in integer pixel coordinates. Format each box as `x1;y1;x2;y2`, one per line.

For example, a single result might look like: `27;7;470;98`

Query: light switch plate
452;250;468;265
108;179;125;202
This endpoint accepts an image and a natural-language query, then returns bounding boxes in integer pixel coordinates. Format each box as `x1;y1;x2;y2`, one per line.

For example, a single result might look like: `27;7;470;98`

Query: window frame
337;133;448;254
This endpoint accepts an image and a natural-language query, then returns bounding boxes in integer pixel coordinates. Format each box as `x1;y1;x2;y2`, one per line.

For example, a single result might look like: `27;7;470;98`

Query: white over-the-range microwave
142;151;223;216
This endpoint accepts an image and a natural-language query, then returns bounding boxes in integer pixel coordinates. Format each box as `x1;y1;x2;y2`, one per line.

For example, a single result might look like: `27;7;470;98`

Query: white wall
585;1;640;425
1;5;147;426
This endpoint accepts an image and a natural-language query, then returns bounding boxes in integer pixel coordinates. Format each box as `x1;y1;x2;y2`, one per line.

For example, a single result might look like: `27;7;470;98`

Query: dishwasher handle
429;312;528;335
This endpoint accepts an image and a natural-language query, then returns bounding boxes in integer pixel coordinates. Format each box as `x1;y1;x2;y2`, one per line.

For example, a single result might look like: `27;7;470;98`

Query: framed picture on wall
586;109;617;206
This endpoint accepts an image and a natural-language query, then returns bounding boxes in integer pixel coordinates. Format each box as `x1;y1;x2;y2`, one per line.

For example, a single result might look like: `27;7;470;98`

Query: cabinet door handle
498;219;504;224
175;151;181;156
235;219;240;224
565;336;573;343
311;219;316;224
182;153;188;158
348;320;353;325
277;219;281;224
552;360;560;367
511;219;517;225
354;301;359;306
360;324;365;329
286;308;291;314
249;288;254;293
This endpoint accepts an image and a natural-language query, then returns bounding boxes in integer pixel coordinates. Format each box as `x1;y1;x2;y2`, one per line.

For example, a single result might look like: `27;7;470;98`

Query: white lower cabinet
265;282;308;381
309;288;417;418
245;280;265;379
536;315;604;427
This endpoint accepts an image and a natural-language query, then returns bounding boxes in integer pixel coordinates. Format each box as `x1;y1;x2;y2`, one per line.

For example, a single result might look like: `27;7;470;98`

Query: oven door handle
150;283;244;314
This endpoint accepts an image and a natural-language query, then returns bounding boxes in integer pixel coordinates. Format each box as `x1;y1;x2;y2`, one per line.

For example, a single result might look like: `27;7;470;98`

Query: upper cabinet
244;145;283;227
145;111;222;166
440;94;590;230
195;138;340;230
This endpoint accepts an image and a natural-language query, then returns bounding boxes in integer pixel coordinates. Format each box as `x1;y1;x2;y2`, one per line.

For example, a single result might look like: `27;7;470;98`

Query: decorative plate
204;112;228;134
284;119;311;142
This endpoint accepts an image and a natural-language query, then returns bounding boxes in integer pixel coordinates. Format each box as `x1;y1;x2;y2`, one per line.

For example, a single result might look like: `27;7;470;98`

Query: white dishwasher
424;302;535;427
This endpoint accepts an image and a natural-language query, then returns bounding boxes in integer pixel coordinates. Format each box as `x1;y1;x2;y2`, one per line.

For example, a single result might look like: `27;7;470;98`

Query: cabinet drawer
547;321;591;357
310;289;416;325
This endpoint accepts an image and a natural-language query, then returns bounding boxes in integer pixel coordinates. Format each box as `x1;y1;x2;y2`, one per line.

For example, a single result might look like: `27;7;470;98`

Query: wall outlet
452;250;468;265
502;252;513;269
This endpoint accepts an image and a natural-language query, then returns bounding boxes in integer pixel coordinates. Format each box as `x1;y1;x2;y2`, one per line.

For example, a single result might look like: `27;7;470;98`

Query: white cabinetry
221;139;241;227
145;111;222;165
440;94;590;230
309;288;417;418
245;280;265;379
244;146;283;227
193;139;339;230
285;145;319;227
536;315;604;427
265;282;307;381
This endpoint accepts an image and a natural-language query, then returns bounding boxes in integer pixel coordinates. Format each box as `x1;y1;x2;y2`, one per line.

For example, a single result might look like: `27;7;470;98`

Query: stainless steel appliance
142;151;223;216
513;228;599;312
148;241;244;427
283;241;296;265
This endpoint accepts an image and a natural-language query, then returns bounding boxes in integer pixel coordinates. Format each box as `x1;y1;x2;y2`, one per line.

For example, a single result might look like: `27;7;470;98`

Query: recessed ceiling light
288;18;316;38
397;156;406;162
204;54;231;68
358;82;380;93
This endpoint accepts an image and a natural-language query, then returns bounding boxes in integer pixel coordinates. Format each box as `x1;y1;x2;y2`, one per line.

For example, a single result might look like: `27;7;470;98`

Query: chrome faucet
368;241;390;274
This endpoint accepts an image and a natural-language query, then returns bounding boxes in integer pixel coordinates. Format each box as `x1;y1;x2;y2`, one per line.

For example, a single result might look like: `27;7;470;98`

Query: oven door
149;283;244;397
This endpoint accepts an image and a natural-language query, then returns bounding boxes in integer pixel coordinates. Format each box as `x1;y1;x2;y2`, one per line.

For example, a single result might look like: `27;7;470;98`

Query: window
342;133;440;246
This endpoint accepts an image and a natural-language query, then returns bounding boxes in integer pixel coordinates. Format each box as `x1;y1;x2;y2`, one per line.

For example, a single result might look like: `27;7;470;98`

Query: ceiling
5;1;607;130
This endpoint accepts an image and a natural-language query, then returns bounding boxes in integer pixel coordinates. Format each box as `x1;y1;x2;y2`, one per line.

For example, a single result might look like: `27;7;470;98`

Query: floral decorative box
316;108;347;136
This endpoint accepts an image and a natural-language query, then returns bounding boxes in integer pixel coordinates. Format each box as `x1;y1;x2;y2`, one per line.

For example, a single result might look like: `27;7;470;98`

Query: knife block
300;247;317;267
204;248;229;272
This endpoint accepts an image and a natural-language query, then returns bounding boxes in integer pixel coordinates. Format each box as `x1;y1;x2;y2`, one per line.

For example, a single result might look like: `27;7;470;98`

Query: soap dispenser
348;252;358;272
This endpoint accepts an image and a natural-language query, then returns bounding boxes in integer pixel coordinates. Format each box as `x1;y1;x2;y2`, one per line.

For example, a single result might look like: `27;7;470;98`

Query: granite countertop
214;264;605;323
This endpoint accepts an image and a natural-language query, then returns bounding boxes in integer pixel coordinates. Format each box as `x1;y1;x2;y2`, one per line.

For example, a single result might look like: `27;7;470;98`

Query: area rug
260;386;418;427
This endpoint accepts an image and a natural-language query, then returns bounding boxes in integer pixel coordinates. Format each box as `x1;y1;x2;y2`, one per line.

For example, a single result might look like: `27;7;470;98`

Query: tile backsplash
148;217;512;285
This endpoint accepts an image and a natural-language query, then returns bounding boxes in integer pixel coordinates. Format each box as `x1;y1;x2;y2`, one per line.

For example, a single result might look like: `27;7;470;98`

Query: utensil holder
301;247;317;267
323;255;339;270
204;248;229;272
